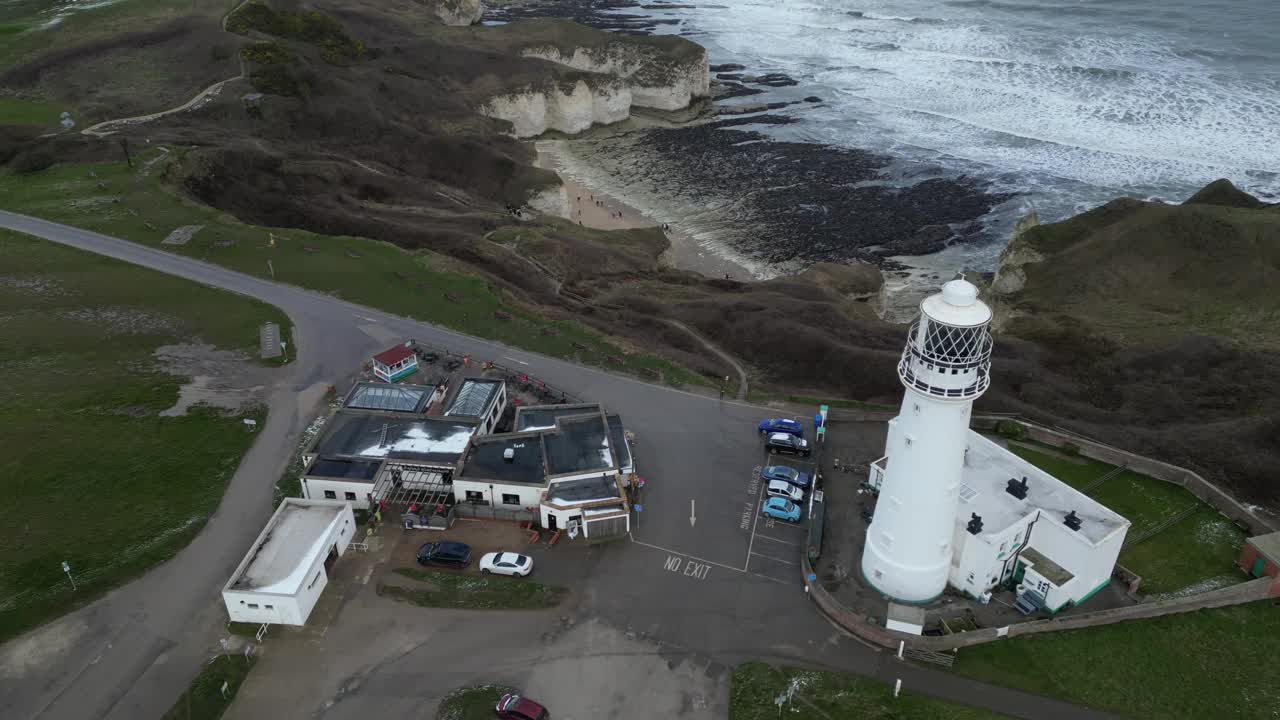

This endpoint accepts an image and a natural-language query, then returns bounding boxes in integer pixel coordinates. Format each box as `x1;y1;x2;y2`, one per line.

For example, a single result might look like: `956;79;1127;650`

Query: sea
633;0;1280;274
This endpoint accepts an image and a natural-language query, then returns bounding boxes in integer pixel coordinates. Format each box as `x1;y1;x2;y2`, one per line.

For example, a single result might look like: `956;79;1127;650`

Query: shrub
240;42;296;65
249;66;302;96
996;419;1028;440
1061;441;1081;456
226;2;367;65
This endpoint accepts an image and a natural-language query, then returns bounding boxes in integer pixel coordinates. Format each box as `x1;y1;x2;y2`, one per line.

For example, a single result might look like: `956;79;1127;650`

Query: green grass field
380;568;566;610
0;151;707;387
1005;444;1247;595
0;229;288;643
162;653;256;720
435;685;516;720
953;599;1280;720
0;96;63;126
730;662;1007;720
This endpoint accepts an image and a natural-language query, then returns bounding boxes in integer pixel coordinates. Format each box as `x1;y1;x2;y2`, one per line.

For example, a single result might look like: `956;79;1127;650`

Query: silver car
766;479;804;503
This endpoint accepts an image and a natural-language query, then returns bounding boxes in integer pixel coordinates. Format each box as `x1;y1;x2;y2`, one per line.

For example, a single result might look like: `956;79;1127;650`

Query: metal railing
410;341;584;405
897;349;991;399
1123;504;1201;548
1082;464;1127;494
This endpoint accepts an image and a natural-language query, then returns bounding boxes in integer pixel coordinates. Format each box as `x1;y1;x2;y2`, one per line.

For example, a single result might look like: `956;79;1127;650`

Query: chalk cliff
425;0;482;26
482;77;631;138
478;19;710;137
521;42;709;111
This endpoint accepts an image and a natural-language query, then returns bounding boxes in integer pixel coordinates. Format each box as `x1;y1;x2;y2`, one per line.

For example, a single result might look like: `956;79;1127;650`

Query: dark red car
495;693;549;720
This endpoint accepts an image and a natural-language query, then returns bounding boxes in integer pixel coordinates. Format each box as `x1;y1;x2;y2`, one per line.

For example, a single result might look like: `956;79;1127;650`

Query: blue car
761;464;812;489
762;497;802;523
757;417;804;437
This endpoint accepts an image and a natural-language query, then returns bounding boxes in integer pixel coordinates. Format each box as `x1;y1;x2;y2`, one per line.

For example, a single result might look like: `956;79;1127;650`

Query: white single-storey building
455;405;633;539
222;498;356;626
870;431;1129;614
300;410;478;503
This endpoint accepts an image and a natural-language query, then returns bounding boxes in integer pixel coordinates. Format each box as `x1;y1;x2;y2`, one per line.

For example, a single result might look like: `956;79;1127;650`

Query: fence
1123;504;1201;548
802;550;1278;653
1081;464;1127;494
903;648;956;667
454;502;535;524
826;409;1277;536
410;341;584;406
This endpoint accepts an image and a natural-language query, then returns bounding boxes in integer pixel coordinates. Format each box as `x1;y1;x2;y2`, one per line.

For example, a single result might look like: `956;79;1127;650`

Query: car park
761;497;802;523
480;551;533;576
761;464;811;489
496;693;550;720
757;417;804;437
765;432;811;457
416;541;472;568
766;479;804;503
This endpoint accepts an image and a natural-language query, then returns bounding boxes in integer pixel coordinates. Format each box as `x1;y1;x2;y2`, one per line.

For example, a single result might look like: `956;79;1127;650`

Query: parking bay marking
749;551;798;567
752;534;800;547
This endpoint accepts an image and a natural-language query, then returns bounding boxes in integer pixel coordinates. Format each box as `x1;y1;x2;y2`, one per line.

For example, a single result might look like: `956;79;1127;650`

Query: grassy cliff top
482;17;706;64
1002;180;1280;349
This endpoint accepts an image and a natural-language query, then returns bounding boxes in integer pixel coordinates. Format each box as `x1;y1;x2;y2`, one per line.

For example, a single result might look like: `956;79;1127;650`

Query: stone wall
828;409;1277;535
1013;419;1277;536
811;411;1280;651
804;552;1278;652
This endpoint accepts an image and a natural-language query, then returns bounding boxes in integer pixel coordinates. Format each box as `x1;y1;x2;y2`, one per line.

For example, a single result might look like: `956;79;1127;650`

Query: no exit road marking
664;553;711;580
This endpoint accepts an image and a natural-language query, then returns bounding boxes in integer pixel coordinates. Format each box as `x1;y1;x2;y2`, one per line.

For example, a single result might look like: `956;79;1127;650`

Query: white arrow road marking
690;499;697;527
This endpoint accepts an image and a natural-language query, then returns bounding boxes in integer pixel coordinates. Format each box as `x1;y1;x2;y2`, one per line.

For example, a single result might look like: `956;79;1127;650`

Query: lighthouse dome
920;278;992;328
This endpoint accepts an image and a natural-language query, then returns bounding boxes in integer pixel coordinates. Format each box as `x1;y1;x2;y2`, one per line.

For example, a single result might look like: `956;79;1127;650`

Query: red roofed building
1238;531;1280;596
372;344;418;383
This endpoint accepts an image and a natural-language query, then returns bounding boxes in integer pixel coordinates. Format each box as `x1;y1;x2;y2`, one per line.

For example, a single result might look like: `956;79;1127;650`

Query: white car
766;479;804;503
479;551;533;577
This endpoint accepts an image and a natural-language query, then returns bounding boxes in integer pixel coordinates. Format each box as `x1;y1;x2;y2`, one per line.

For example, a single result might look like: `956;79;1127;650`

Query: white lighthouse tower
861;278;994;603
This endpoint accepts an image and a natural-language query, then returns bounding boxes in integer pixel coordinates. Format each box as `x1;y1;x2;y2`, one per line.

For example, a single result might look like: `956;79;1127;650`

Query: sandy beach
535;140;753;280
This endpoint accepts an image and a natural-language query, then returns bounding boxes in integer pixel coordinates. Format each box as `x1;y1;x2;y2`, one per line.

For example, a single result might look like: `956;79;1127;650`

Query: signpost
62;561;76;590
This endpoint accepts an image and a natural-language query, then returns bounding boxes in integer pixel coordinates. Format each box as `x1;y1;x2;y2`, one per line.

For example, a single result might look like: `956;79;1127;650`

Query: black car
766;432;811;457
416;541;472;568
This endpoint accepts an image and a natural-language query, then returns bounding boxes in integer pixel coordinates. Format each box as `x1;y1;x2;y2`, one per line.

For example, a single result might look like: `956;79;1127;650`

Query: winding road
0;210;1114;720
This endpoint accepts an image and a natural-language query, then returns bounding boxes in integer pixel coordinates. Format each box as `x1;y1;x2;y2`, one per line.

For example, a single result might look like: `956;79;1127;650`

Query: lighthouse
861;278;994;603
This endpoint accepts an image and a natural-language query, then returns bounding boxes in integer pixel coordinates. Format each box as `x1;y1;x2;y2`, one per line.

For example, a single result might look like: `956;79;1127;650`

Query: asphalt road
0;211;1117;720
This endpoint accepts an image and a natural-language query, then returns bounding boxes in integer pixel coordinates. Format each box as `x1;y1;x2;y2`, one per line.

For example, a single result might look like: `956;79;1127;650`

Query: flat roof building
455;404;632;540
308;410;477;468
514;403;602;432
222;498;356;626
544;412;615;478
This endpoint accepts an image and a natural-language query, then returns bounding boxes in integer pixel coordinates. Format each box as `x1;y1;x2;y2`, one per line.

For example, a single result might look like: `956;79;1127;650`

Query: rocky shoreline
486;0;1017;287
565;125;1012;275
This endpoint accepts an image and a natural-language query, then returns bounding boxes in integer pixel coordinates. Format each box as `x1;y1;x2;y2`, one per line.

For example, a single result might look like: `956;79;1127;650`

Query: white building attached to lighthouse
862;279;1129;613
